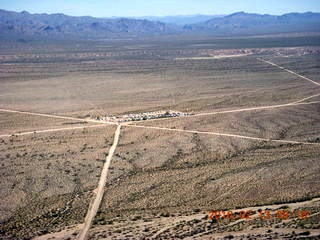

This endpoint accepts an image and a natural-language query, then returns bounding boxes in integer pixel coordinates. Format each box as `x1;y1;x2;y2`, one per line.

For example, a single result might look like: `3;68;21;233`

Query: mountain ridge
1;9;319;40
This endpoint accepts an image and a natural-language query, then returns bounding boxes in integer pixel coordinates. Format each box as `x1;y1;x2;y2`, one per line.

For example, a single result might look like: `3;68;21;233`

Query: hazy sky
1;0;320;17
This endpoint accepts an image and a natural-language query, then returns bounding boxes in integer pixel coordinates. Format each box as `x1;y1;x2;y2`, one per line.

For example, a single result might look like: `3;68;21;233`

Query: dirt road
0;108;115;125
194;100;320;117
293;93;320;103
125;98;320;125
175;54;251;60
0;124;108;138
33;196;320;240
257;58;320;86
2;56;320;239
77;124;121;240
127;124;319;145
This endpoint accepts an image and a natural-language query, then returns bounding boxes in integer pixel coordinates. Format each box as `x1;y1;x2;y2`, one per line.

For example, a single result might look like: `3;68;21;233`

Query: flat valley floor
0;36;320;239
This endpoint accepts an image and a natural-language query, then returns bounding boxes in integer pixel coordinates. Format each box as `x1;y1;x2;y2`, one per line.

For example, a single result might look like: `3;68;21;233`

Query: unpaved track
77;124;121;240
0;124;108;138
257;58;320;86
194;100;320;117
124;98;320;125
1;99;319;139
0;108;115;125
2;56;320;239
292;93;320;103
127;124;319;145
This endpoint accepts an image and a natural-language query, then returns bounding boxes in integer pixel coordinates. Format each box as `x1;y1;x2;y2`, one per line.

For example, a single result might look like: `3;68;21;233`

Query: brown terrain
0;37;319;239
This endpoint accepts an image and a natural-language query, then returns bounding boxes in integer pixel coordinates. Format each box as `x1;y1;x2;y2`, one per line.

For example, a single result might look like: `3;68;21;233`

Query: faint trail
257;58;320;86
127;124;319;145
77;124;121;240
0;124;108;138
0;108;115;125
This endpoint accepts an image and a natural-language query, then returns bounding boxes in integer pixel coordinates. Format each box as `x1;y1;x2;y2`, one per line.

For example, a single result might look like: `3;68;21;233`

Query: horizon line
1;8;319;19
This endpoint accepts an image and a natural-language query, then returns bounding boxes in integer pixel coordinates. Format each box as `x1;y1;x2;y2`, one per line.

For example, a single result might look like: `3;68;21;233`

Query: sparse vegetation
0;38;319;240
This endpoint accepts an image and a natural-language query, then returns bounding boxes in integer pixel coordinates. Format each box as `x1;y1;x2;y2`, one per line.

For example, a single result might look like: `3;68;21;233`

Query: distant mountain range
1;9;320;40
133;15;225;25
184;12;320;35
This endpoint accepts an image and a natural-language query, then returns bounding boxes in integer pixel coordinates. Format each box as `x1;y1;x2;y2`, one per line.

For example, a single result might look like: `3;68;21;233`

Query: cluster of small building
95;110;191;123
